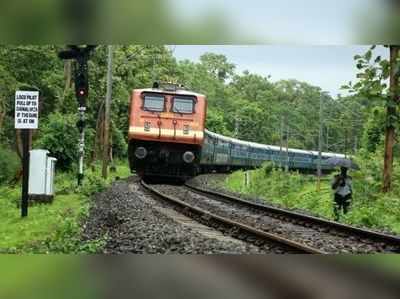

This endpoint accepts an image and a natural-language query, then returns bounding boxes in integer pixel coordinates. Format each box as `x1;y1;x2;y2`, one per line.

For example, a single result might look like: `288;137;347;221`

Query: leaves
365;50;372;62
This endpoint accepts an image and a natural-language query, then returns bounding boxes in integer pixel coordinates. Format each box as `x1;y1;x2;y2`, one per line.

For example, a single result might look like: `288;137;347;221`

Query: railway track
141;180;324;254
183;182;400;254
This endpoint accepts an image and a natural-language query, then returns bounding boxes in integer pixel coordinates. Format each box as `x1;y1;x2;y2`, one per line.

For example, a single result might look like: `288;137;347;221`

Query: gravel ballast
82;177;261;254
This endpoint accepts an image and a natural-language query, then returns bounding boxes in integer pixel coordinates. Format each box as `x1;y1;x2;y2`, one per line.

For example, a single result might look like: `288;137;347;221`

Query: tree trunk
102;45;113;179
383;46;400;193
0;99;5;131
109;122;116;172
57;60;72;112
90;102;105;170
15;129;23;160
64;60;72;92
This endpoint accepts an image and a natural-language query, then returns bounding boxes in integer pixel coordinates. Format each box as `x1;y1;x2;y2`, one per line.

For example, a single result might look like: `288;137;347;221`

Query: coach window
172;96;195;114
142;94;165;112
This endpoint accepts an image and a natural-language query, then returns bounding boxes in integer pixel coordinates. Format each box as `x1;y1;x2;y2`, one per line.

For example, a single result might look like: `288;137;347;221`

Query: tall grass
224;162;400;234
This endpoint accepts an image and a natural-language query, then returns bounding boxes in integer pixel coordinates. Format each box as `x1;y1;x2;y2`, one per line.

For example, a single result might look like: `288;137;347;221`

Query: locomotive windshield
143;94;165;112
172;97;195;114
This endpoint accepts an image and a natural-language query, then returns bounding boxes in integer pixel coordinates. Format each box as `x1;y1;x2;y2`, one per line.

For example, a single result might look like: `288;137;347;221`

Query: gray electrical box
28;149;57;203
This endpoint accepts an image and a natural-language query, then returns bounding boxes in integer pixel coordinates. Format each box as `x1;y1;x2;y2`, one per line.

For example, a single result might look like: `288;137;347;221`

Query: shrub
111;124;128;158
54;171;76;195
81;171;108;196
0;146;20;184
34;113;80;170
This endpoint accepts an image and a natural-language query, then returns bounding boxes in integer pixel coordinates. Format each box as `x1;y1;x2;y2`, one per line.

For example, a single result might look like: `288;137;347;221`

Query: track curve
141;180;324;254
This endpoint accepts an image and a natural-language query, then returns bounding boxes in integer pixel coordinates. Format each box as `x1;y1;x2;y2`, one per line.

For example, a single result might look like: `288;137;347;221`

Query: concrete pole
317;96;323;192
285;121;289;172
102;45;113;179
279;115;283;168
344;129;348;159
326;126;329;150
235;116;240;138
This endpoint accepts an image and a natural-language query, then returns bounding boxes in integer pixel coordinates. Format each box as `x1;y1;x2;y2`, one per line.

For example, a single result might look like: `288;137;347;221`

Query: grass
223;164;400;235
0;188;83;252
0;161;131;253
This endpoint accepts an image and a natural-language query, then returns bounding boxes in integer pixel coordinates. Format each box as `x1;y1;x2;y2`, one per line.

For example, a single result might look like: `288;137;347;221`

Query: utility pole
326;126;329;151
234;116;240;138
317;96;323;192
344;129;348;159
354;135;358;154
285;115;289;172
383;45;400;193
279;115;284;168
102;45;113;179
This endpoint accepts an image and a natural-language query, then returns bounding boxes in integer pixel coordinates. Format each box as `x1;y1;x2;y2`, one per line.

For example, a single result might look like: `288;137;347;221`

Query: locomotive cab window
172;96;195;114
142;94;165;112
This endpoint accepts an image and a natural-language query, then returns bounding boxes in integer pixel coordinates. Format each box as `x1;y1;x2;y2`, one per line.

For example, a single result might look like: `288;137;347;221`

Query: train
128;83;345;179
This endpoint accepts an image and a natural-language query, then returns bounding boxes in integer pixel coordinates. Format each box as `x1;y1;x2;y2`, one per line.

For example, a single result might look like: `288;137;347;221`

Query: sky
172;45;388;97
170;0;383;43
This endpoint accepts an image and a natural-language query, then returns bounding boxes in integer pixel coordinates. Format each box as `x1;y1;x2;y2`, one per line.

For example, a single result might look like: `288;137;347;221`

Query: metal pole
326;126;329;150
317;96;323;192
21;129;30;217
77;107;85;185
102;45;113;179
279;115;283;168
354;135;358;154
285;123;289;172
234;116;240;138
344;129;348;159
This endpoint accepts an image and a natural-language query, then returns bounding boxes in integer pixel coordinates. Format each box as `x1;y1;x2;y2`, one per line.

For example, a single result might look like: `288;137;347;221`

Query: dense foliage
34;113;81;170
0;146;19;184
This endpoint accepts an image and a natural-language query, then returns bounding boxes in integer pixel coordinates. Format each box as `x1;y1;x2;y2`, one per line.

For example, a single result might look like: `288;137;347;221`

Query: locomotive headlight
183;125;190;135
135;147;147;159
183;151;195;163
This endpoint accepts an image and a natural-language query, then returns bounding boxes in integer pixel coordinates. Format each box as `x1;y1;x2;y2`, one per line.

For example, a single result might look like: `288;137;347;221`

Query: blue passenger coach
200;130;345;172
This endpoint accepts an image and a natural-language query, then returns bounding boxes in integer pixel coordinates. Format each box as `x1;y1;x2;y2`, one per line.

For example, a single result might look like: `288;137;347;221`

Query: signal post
58;46;96;185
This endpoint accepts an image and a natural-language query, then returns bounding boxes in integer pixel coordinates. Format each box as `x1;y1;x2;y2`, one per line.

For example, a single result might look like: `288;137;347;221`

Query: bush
54;171;76;195
81;171;108;196
34;113;81;170
111;123;128;158
0;146;20;184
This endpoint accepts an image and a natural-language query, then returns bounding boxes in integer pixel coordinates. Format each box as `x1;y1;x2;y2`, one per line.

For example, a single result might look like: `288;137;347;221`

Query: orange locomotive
128;83;207;178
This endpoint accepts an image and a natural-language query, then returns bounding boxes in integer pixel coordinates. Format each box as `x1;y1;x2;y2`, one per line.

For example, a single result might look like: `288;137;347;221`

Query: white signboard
15;91;39;129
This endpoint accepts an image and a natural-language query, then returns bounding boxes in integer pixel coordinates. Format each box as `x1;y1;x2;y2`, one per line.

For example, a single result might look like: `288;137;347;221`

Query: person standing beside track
331;167;352;221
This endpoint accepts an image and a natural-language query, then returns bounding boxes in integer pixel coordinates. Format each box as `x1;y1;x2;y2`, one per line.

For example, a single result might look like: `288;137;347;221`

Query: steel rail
185;183;400;249
141;180;325;254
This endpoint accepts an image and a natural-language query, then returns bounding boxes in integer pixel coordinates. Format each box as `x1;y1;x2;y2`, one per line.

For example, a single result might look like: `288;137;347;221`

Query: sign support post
21;129;30;217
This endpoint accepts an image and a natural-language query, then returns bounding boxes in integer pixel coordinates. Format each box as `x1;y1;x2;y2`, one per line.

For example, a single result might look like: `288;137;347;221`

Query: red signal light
79;90;85;96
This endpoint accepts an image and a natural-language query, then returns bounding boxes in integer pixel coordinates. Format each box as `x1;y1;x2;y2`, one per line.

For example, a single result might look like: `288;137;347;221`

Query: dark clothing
334;193;352;221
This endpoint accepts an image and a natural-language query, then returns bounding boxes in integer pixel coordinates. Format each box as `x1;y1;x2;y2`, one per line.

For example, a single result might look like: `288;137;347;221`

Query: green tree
343;45;399;192
199;52;235;81
34;113;81;170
